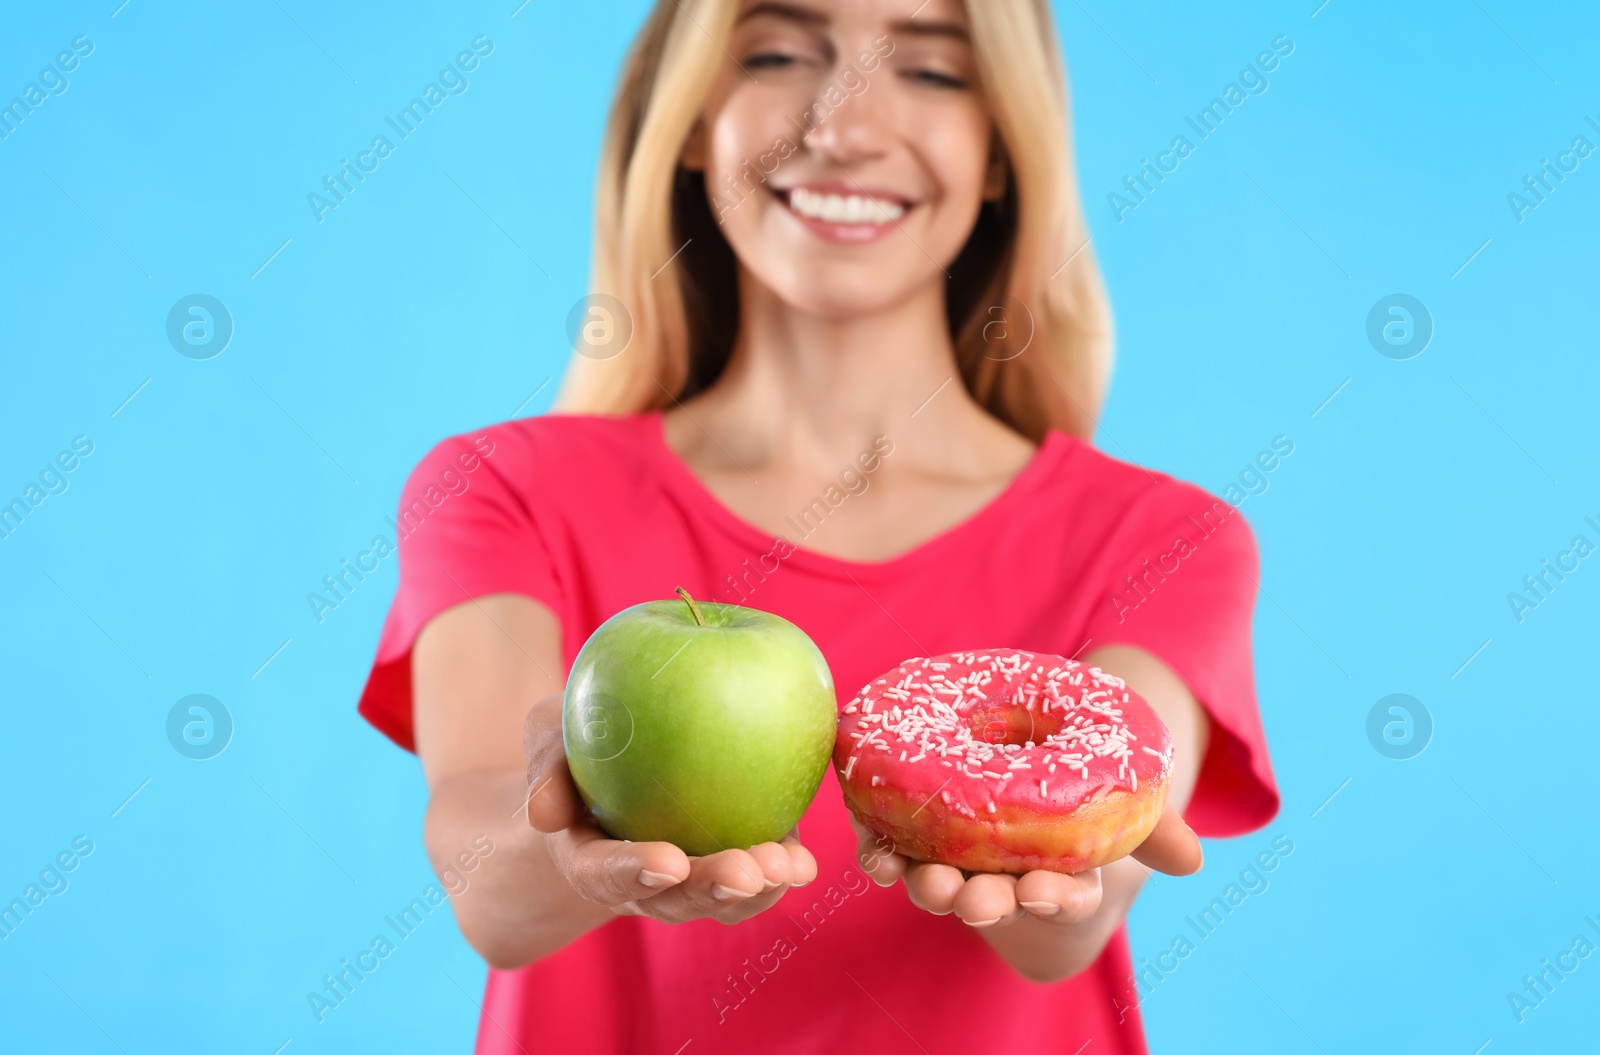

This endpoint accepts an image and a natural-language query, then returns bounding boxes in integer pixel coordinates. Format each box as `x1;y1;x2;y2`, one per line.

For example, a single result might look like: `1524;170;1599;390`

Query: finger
745;840;797;889
633;848;772;924
707;883;792;925
1130;807;1204;876
848;815;906;887
701;840;819;925
780;831;818;887
547;821;691;907
698;847;771;902
524;694;583;832
953;872;1020;928
902;861;965;915
1015;867;1103;924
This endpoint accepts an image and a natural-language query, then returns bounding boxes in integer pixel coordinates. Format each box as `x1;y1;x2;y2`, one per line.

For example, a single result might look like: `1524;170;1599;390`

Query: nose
799;64;892;166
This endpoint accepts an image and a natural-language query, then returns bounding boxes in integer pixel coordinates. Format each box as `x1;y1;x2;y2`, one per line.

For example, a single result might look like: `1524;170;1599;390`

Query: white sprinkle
843;756;857;780
1040;780;1047;796
871;775;883;786
986;802;996;813
842;652;1150;812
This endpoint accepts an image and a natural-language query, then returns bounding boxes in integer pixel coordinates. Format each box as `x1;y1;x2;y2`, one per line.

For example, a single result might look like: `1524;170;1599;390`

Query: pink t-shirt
359;410;1279;1055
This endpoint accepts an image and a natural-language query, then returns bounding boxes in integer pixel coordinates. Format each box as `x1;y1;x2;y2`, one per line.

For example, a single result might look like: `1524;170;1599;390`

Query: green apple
563;588;836;855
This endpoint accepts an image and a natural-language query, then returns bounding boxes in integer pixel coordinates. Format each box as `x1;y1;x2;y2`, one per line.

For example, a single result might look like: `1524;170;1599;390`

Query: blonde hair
553;0;1112;441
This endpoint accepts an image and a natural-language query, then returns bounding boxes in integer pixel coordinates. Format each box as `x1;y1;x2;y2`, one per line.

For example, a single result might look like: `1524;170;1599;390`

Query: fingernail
638;869;678;889
963;916;1003;928
711;883;752;902
1019;900;1061;916
763;879;781;890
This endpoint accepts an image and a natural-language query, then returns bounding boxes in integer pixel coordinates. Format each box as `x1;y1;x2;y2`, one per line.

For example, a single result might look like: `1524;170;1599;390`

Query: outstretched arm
416;593;816;970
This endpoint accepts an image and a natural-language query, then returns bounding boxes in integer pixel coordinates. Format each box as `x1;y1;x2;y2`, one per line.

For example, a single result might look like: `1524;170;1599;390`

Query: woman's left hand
850;806;1203;928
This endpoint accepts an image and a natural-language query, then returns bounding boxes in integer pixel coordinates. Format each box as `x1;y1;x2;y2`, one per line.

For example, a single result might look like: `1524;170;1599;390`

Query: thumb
1129;806;1203;876
524;692;584;832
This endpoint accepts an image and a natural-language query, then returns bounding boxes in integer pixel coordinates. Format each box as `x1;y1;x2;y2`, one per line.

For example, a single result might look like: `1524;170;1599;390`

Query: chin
779;285;906;320
724;205;948;319
759;260;931;320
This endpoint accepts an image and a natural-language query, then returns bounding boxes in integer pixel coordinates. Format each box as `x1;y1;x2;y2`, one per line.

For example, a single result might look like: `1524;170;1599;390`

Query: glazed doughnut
834;649;1172;874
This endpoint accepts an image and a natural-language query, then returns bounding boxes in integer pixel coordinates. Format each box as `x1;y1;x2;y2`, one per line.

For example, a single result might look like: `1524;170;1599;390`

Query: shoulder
403;412;660;497
1047;433;1259;566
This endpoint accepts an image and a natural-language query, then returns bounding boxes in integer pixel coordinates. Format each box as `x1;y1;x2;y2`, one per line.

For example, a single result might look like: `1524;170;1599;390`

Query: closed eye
746;51;803;70
903;68;968;90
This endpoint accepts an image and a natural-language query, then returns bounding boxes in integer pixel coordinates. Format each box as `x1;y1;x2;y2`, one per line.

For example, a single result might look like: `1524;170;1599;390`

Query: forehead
734;0;970;32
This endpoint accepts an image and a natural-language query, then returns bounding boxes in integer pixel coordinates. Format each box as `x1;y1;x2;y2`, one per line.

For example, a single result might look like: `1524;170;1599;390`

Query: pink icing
834;650;1172;821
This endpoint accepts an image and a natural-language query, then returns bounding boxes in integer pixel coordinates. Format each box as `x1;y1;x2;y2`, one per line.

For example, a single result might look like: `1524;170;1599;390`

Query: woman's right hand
523;692;818;924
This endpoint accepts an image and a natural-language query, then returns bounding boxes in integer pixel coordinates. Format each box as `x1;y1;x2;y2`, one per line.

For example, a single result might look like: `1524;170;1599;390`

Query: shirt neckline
643;409;1078;580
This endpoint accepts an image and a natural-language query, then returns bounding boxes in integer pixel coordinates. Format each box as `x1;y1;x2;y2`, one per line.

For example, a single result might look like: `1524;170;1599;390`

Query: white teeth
787;187;905;224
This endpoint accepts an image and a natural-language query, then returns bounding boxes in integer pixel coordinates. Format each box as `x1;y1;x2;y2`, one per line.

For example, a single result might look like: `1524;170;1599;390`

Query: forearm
977;857;1148;982
425;767;614;969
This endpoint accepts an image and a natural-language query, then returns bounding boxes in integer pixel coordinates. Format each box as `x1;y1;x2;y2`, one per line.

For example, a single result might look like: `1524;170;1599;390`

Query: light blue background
1;1;1595;1052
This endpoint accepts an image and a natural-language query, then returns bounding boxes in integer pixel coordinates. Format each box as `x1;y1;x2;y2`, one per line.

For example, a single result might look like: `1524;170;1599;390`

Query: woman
358;0;1279;1051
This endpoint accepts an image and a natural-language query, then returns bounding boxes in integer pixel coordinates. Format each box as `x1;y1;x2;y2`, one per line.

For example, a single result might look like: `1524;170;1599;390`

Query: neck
683;267;1014;472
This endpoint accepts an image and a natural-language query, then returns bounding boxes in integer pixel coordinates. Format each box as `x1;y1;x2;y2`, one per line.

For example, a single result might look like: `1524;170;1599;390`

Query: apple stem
674;586;708;627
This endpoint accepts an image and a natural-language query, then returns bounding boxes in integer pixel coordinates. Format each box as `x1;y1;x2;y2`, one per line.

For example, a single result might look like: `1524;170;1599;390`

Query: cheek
706;107;788;254
896;88;992;193
921;106;992;182
707;106;757;180
904;101;994;226
706;88;800;181
702;99;793;236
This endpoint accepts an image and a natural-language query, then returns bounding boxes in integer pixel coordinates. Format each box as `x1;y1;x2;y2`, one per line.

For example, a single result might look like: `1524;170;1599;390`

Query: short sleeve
357;428;566;753
1080;481;1279;836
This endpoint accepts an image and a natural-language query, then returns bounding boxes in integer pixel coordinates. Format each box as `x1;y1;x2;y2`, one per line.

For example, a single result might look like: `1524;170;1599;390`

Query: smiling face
683;0;1004;320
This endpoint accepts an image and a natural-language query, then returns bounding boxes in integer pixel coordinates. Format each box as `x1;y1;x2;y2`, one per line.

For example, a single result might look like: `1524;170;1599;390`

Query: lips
781;185;908;224
770;183;914;244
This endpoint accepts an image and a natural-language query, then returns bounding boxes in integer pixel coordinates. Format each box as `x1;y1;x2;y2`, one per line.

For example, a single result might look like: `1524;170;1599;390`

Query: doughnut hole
967;692;1066;747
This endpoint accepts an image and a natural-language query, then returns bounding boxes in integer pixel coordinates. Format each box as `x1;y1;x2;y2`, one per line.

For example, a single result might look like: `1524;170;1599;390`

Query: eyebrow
889;18;969;43
737;2;971;43
738;2;827;27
